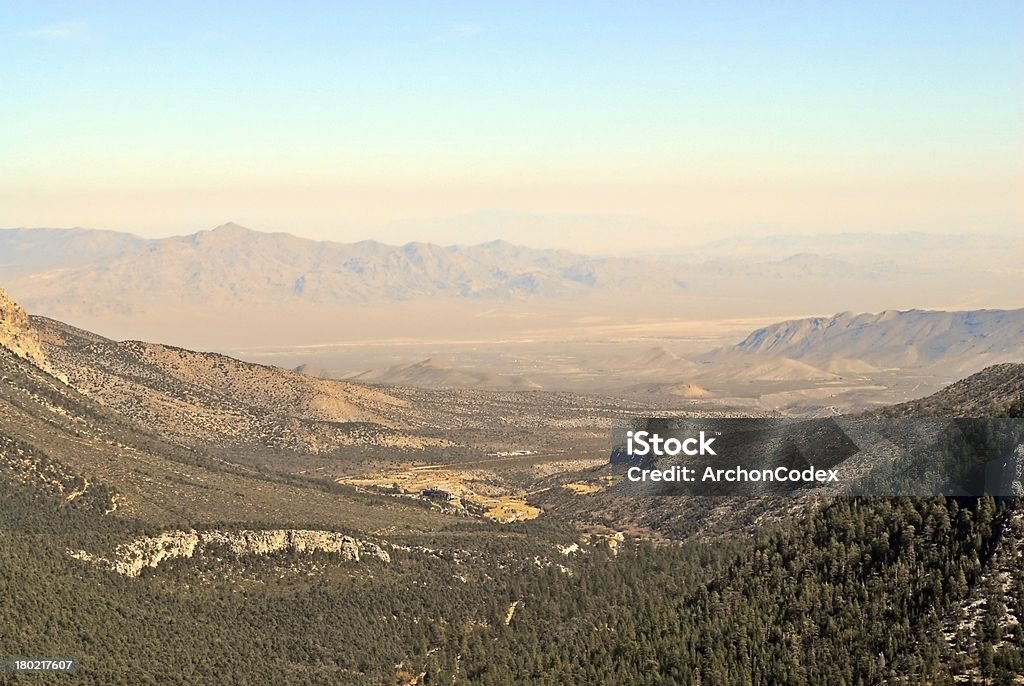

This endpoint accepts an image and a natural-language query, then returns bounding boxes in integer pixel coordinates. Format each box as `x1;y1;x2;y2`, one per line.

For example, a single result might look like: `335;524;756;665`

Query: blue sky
2;2;1022;247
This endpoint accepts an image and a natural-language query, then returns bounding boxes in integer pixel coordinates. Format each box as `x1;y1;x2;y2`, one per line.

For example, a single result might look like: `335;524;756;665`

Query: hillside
715;357;839;383
0;324;456;532
32;316;443;456
347;357;542;390
873;363;1024;418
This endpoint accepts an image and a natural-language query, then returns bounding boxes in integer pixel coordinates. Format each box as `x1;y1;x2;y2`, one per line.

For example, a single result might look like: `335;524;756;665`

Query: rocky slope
873;363;1024;418
33;315;446;455
0;320;459;531
0;287;67;382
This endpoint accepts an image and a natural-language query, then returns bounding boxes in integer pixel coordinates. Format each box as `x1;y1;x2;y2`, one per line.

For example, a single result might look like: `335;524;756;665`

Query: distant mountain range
1;223;687;308
0;223;706;347
713;309;1024;374
4;224;1022;352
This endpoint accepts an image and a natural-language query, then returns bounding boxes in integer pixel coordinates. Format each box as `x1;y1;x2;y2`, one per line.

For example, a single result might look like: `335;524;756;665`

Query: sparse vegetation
3;296;1024;683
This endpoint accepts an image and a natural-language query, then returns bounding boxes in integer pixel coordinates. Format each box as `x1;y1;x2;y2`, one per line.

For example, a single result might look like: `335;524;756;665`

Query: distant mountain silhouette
347;357;542;390
709;309;1024;376
1;223;689;311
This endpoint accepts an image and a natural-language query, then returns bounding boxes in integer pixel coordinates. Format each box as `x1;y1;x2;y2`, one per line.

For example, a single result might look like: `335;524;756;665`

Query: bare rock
0;288;68;383
83;529;391;577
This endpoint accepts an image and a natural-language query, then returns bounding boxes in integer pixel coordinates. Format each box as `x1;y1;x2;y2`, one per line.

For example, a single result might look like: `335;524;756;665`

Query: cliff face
72;529;391;577
0;288;68;383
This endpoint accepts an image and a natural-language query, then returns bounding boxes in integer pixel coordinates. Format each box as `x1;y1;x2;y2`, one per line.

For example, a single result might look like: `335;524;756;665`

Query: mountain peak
184;222;261;246
208;222;254;235
479;239;512;249
0;288;68;383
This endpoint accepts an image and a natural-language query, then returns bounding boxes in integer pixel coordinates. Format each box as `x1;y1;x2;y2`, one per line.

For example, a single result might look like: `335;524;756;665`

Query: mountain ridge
1;223;689;311
711;308;1024;375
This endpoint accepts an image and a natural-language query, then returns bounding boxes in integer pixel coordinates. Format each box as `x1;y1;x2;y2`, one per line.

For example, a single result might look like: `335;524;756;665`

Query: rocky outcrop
580;531;625;556
72;529;391;577
0;288;68;383
111;531;200;576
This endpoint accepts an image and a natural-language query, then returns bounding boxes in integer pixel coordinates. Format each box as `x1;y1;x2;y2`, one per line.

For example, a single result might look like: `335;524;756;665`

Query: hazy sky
2;2;1022;250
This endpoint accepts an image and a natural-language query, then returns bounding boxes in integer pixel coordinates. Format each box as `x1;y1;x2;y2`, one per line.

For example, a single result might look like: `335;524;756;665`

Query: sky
1;1;1022;251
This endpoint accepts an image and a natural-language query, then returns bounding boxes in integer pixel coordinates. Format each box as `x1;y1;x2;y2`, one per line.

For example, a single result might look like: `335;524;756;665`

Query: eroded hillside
33;316;448;455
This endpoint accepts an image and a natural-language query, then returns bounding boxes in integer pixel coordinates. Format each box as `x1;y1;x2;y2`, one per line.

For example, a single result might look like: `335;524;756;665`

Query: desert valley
2;224;1024;682
5;2;1023;681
